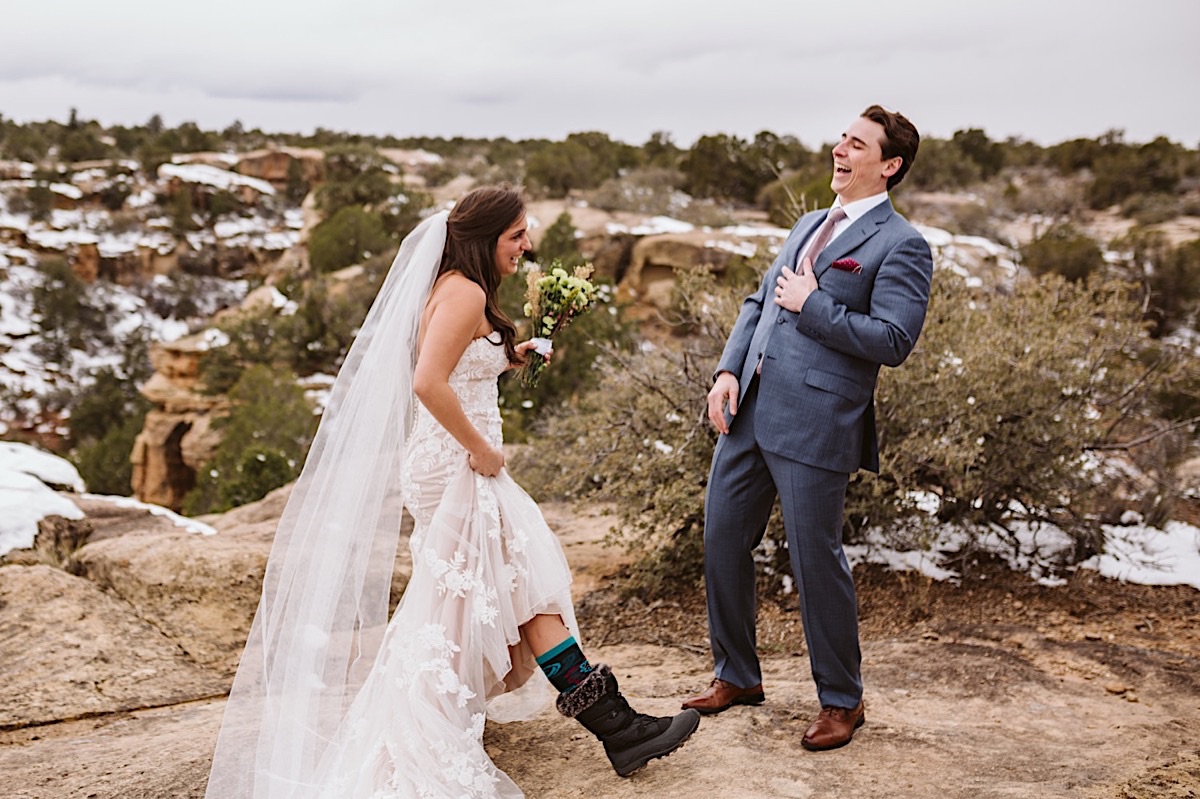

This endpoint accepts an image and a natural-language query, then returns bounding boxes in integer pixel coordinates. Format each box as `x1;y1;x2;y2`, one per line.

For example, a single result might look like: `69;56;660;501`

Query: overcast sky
2;0;1197;150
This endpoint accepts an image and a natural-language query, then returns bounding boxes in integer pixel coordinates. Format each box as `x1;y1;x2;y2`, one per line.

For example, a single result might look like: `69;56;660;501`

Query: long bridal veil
205;211;449;799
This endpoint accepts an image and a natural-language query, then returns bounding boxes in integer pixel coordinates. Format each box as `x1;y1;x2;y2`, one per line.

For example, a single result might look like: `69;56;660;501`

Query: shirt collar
833;191;889;223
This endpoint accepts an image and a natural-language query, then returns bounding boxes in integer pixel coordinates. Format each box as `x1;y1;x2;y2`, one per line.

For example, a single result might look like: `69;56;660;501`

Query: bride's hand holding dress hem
415;273;505;477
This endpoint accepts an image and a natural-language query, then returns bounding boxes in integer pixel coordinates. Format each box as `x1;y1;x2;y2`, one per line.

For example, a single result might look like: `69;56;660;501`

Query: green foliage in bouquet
519;262;598;388
497;267;631;442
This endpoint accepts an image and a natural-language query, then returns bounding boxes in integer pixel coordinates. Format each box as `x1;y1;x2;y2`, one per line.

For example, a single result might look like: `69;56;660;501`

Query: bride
205;184;699;798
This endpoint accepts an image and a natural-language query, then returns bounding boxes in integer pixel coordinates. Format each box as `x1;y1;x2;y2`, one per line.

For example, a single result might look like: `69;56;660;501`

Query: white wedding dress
304;333;579;798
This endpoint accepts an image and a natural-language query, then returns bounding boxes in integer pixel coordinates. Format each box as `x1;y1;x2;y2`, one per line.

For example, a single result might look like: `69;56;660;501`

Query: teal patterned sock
535;637;594;694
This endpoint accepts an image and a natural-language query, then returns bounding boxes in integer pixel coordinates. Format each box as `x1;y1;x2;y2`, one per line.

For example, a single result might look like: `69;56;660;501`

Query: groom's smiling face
830;116;901;203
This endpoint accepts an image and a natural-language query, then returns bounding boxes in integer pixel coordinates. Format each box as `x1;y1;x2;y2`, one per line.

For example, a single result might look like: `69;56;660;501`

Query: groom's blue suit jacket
716;199;933;474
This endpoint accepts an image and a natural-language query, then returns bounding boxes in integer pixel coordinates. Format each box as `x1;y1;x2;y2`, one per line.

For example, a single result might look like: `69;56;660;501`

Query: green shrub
32;258;107;364
99;183;132;212
214;447;297;511
198;262;387;393
1120;193;1182;225
526;133;640;197
168;190;199;235
27;184;56;222
641;131;682;169
285;158;310;204
536;212;586;269
1020;223;1104;282
73;413;147;495
308;206;393;273
679;134;761;203
316;144;398;215
205;189;243;222
68;351;153;496
759;170;835;227
854;273;1159;556
183;365;316;515
906;137;982;191
952;128;1006;180
1115;231;1200;337
68;367;151;446
273;273;384;375
1088;136;1184;210
59;128;109;162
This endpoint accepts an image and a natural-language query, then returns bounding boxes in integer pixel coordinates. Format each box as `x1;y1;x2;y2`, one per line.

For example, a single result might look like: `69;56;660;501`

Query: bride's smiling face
494;213;531;277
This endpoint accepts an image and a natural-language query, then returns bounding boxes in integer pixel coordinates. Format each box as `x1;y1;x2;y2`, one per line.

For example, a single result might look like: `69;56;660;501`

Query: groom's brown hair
861;105;919;190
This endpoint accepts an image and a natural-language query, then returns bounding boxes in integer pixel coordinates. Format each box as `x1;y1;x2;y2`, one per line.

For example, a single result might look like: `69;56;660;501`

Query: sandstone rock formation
131;335;229;511
235;147;325;188
0;476;414;733
620;233;744;309
73;523;272;675
0;564;228;729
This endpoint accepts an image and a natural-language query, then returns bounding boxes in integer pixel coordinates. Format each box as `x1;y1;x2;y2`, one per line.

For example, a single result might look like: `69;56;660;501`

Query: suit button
777;316;785;324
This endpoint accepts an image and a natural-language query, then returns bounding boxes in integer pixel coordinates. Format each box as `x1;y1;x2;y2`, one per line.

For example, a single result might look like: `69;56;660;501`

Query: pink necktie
798;206;847;271
755;206;851;375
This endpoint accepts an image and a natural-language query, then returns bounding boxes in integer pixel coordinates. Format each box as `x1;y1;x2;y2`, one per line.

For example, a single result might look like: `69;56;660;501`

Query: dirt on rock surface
1;501;1197;799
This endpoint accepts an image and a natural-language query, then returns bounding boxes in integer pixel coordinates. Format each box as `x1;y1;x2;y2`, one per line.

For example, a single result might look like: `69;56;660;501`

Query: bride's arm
413;278;505;476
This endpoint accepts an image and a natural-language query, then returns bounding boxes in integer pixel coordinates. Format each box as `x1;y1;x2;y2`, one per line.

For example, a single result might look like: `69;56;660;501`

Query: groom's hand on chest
774;260;819;313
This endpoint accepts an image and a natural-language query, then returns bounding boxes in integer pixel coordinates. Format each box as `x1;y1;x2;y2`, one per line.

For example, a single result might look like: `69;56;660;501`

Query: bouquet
521;261;597;387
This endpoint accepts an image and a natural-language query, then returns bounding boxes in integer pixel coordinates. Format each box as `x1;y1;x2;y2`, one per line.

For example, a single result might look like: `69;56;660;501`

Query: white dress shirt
796;191;890;267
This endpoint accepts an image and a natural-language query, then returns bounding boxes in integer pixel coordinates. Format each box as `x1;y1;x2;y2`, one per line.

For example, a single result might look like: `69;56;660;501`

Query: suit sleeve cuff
795;289;834;342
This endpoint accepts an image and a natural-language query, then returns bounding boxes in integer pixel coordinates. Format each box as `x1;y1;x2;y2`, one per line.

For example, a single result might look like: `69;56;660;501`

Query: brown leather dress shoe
801;702;865;751
681;678;765;715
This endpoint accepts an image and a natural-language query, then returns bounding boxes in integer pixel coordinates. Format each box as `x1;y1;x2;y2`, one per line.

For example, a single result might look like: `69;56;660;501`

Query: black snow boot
556;664;701;777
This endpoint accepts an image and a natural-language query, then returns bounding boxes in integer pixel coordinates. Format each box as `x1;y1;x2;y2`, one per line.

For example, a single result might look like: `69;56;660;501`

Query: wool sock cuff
536;636;594;693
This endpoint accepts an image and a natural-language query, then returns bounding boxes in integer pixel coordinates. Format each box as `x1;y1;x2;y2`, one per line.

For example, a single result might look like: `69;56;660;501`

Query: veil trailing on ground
205;211;450;799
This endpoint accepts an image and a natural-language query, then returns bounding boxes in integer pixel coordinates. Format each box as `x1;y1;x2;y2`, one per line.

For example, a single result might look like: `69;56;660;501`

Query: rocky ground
1;495;1198;798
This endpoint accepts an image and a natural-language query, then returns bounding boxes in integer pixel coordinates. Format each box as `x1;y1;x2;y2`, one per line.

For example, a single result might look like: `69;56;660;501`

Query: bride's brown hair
439;183;524;364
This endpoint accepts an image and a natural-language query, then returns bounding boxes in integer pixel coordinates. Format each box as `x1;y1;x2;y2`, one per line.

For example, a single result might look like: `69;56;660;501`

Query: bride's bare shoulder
429;271;485;306
421;273;486;343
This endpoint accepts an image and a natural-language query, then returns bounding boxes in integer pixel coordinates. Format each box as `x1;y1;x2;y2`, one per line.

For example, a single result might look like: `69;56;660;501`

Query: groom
682;105;933;751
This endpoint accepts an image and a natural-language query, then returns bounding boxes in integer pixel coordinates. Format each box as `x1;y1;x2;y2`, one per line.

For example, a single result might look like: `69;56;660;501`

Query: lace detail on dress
403;335;507;532
307;334;579;799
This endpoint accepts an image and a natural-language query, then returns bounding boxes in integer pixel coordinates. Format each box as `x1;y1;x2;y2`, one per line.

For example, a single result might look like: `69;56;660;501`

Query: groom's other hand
707;372;740;434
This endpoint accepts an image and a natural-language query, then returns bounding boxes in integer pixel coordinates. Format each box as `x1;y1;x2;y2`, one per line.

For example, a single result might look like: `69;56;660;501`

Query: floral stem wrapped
521;261;597;387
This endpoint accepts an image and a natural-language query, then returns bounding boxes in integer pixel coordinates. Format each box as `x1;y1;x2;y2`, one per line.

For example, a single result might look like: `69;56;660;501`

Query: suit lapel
783;212;825;272
813;200;894;279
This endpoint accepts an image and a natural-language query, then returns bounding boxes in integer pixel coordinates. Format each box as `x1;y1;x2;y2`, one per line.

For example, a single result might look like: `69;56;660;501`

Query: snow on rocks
0;442;86;557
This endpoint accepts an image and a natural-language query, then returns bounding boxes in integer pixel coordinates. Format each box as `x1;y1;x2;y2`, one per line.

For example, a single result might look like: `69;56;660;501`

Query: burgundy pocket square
831;258;862;274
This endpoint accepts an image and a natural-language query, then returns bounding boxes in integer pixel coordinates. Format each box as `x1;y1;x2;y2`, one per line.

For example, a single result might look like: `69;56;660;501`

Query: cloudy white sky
1;0;1197;149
